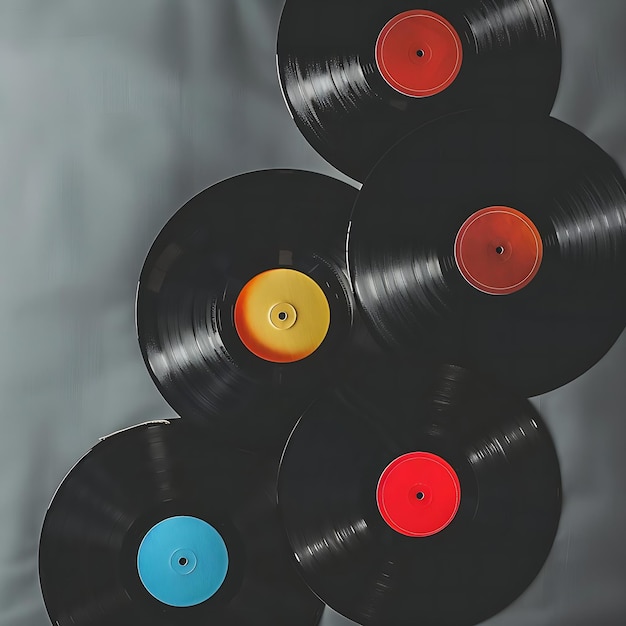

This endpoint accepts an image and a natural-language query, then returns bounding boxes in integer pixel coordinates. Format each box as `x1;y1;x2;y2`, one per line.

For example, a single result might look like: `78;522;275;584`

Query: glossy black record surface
277;0;560;182
278;363;561;626
39;420;324;626
349;112;626;397
136;170;356;451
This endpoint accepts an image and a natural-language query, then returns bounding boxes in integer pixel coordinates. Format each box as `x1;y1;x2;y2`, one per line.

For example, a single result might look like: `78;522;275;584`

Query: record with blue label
38;420;323;626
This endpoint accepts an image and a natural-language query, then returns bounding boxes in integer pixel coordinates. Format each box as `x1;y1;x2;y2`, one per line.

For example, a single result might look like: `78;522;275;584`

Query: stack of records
38;2;626;626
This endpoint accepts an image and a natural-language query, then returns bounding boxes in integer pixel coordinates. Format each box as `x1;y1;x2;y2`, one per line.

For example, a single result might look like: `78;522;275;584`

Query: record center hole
179;557;188;566
416;492;425;500
496;246;505;255
278;311;287;321
416;49;425;58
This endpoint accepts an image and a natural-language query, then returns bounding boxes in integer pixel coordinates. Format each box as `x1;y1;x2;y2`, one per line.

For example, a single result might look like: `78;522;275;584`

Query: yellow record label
234;268;330;363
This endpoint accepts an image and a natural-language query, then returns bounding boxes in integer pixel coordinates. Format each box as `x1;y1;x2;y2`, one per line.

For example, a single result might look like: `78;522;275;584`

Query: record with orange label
136;170;356;450
38;420;324;626
277;363;561;626
277;0;560;182
348;111;626;396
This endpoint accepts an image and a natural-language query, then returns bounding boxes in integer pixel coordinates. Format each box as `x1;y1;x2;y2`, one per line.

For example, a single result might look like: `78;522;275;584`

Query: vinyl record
348;111;626;397
278;363;561;626
277;0;560;182
136;169;356;450
39;420;324;626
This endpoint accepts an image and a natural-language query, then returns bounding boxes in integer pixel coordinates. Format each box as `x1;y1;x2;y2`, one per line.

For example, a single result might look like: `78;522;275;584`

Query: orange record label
375;10;463;98
454;206;543;295
234;268;330;363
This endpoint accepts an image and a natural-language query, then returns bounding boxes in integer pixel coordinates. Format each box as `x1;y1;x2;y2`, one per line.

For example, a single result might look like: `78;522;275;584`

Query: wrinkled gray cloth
0;1;624;625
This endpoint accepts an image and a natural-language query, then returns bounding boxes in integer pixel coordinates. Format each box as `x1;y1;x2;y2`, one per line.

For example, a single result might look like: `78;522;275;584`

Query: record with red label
136;169;356;450
38;420;324;626
277;0;560;182
277;362;561;626
348;111;626;397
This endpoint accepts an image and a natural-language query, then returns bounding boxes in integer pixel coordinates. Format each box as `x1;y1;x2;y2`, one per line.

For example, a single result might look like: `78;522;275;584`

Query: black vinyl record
348;111;626;397
136;169;356;451
277;0;560;182
278;363;562;626
38;420;324;626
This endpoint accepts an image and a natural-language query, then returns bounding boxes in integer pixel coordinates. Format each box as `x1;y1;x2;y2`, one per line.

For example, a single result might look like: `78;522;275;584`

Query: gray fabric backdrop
0;1;624;625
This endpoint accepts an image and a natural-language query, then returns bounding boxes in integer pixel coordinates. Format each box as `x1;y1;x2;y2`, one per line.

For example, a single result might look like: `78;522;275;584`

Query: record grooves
38;420;324;626
278;0;561;181
348;111;626;396
136;169;356;451
32;4;626;626
278;363;562;626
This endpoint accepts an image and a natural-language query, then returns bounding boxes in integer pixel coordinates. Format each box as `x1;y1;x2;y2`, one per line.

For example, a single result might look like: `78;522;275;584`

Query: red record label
454;206;543;295
376;451;461;537
375;10;463;98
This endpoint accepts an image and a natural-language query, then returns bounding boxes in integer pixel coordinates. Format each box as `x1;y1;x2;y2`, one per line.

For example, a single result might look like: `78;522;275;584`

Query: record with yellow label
136;169;356;450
